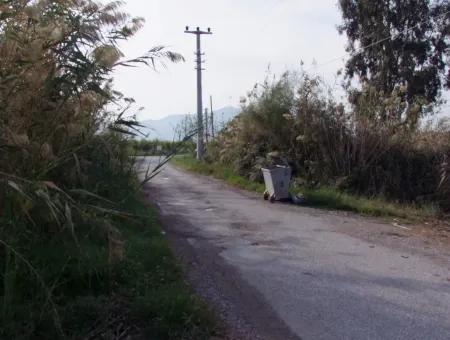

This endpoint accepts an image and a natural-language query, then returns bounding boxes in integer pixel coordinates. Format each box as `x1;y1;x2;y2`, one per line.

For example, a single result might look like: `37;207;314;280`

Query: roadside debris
263;190;307;205
393;222;411;231
292;194;307;205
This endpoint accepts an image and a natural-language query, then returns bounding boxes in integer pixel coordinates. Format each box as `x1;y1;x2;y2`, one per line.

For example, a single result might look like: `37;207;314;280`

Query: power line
308;9;450;72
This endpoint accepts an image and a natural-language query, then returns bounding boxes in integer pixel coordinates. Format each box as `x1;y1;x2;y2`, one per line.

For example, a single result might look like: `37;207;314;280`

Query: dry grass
207;72;450;212
0;1;215;338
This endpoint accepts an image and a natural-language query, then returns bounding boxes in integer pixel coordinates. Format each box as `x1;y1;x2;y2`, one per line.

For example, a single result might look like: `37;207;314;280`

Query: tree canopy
338;0;450;122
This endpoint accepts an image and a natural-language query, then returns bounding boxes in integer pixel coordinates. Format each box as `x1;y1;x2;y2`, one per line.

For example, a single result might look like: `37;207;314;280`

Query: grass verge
0;183;218;340
172;154;437;222
172;155;266;193
110;194;219;339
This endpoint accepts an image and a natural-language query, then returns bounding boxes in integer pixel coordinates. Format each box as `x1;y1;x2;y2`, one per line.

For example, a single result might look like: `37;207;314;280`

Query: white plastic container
261;165;292;201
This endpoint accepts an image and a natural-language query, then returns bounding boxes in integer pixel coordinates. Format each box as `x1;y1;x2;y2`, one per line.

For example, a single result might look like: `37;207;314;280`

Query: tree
338;0;450;123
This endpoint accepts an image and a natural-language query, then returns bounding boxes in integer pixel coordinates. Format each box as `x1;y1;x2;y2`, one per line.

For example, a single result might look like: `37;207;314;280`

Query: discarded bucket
261;165;292;201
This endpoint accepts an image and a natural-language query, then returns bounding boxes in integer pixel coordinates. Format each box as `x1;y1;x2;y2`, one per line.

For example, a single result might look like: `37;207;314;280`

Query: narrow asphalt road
140;158;450;340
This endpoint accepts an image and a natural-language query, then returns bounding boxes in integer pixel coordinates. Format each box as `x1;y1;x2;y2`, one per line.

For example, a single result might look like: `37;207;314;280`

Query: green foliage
0;141;218;339
112;196;218;340
173;155;435;221
0;1;215;338
206;71;450;213
1;149;220;339
129;139;196;156
172;155;266;193
207;72;297;182
299;186;437;221
338;0;450;124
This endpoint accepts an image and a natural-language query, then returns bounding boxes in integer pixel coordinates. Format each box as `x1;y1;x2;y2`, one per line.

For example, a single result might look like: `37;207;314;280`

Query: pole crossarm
184;27;213;35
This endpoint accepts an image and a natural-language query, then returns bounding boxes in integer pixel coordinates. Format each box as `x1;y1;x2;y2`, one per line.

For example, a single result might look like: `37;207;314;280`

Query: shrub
208;72;450;211
130;139;196;156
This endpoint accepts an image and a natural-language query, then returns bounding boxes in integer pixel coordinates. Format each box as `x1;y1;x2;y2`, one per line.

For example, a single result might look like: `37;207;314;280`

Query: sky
113;0;347;120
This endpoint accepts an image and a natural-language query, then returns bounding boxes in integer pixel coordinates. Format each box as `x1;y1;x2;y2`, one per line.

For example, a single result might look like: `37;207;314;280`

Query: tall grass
206;72;450;214
0;1;216;338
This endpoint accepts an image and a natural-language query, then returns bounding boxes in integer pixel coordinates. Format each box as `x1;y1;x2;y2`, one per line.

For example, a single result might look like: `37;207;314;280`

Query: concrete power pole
185;26;212;160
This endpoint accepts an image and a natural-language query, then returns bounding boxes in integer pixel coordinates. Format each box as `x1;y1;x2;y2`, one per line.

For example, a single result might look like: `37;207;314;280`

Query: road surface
140;158;450;340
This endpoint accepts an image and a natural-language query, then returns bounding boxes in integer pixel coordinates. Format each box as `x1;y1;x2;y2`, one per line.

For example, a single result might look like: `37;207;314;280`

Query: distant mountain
139;106;240;141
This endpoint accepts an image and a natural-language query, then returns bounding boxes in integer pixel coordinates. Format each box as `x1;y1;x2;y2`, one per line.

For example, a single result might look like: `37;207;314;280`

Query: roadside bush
0;1;187;338
208;72;450;211
130;139;196;156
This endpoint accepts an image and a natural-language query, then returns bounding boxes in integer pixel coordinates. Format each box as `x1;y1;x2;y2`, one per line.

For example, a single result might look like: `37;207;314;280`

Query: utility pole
185;26;212;160
204;108;209;144
183;114;188;138
210;95;215;138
